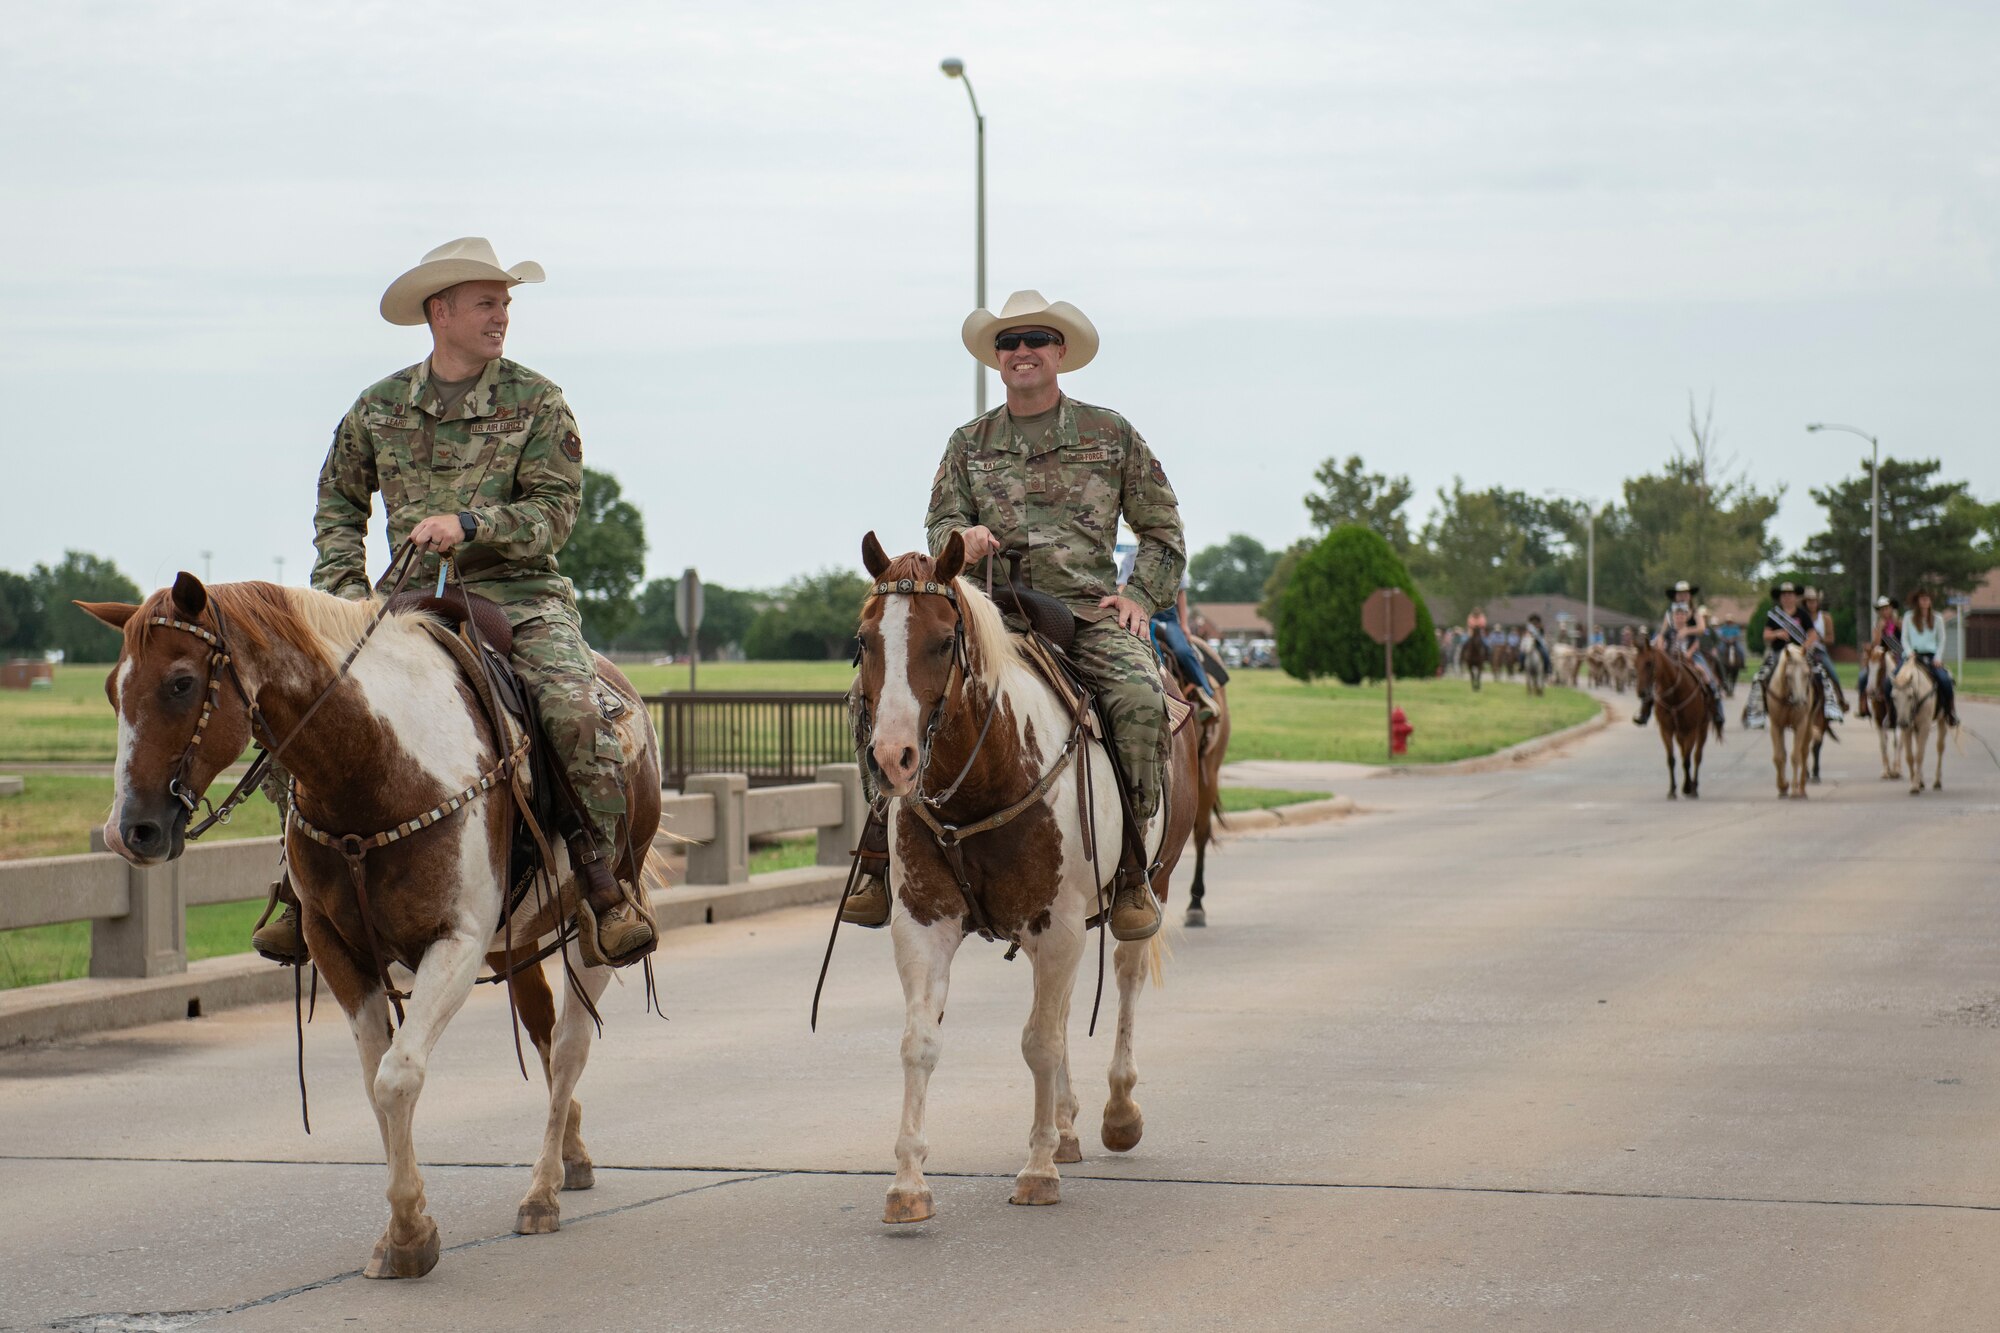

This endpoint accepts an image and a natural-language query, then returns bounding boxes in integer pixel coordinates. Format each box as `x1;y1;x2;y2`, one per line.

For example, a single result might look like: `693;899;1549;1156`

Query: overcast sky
4;0;1997;597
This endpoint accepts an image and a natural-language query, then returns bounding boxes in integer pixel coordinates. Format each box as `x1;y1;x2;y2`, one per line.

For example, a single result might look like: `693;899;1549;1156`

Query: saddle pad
1015;631;1098;737
1163;672;1194;736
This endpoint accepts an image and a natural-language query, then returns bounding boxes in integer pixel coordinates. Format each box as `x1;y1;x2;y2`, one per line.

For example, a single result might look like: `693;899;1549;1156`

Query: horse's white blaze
873;597;921;761
105;658;138;850
348;625;490;790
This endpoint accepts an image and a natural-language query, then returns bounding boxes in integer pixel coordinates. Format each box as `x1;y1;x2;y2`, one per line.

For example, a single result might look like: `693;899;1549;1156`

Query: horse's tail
639;840;681;898
1145;929;1171;988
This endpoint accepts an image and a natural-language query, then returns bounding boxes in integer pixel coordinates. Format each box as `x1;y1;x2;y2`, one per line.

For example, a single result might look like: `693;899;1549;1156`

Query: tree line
1191;398;2000;664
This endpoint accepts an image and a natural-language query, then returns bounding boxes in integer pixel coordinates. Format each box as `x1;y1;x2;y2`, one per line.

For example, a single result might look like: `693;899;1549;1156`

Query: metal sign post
675;568;705;693
1360;587;1417;759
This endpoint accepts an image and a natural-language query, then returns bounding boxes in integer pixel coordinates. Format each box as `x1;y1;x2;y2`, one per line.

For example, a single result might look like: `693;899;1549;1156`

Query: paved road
6;690;2000;1331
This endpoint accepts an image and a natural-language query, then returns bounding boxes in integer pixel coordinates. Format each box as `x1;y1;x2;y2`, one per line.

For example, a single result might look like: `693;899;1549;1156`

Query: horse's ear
75;601;139;630
861;531;891;579
171;572;207;619
935;529;966;584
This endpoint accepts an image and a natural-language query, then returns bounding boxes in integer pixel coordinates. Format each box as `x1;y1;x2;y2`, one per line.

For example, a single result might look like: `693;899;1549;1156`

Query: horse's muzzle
109;800;188;866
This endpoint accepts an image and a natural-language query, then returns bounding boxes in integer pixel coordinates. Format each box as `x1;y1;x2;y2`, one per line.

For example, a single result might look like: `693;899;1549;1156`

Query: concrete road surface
5;690;2000;1331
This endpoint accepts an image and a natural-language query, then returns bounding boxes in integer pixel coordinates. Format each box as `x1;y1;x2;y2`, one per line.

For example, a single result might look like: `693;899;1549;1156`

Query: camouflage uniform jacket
311;357;584;624
924;395;1185;621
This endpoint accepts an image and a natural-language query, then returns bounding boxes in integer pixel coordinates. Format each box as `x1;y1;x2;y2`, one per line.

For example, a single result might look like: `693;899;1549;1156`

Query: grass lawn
0;897;269;990
0;666;119;762
1223;673;1600;765
0;773;283;860
1218;787;1325;812
1958;660;2000;696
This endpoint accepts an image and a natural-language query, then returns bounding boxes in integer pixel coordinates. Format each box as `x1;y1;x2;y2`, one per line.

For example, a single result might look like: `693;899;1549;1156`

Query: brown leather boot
251;876;309;966
1108;837;1162;942
839;802;892;928
570;836;655;968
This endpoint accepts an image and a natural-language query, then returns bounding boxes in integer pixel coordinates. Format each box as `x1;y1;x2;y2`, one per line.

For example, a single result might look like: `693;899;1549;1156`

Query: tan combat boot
838;802;893;928
1108;835;1163;941
570;835;656;968
251;877;310;966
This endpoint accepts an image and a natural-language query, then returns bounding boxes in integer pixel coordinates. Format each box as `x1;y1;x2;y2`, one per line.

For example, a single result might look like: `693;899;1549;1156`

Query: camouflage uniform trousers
1070;617;1170;820
511;606;628;850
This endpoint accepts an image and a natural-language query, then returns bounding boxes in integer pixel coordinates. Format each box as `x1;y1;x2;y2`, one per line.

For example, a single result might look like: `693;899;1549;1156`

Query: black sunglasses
995;330;1064;352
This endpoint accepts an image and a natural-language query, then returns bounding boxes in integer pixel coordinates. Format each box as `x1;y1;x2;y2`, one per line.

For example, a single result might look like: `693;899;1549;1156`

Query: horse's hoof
1102;1108;1145;1153
514;1200;561;1235
1184;906;1206;928
1010;1173;1061;1206
363;1216;441;1279
563;1160;596;1191
883;1187;934;1224
1056;1132;1083;1164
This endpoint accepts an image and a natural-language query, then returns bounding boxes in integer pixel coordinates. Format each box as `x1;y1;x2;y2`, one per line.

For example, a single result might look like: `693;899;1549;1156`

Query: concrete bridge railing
0;763;865;983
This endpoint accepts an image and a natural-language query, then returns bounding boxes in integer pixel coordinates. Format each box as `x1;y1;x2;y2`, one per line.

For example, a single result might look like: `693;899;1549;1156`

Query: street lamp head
940;58;964;78
1805;423;1825;433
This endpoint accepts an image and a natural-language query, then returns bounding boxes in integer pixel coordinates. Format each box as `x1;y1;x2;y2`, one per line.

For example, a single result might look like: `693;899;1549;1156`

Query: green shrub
1274;526;1439;684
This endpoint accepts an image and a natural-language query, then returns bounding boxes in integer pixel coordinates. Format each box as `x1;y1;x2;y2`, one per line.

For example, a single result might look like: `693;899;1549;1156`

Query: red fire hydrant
1390;706;1414;756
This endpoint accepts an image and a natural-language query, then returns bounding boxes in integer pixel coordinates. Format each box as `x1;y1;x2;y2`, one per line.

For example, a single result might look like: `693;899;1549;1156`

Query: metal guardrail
0;766;864;983
645;691;854;788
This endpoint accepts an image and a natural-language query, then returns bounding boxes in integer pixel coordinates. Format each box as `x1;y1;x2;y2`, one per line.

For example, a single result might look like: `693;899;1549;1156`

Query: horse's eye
168;675;196;698
935;639;955;658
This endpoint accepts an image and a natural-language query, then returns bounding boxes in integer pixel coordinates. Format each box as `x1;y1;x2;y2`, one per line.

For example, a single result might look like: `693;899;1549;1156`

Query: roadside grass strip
1224;673;1599;764
1218;787;1325;812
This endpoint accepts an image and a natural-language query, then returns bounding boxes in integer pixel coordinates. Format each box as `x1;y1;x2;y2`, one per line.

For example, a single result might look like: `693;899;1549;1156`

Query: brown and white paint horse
82;575;662;1279
854;532;1195;1223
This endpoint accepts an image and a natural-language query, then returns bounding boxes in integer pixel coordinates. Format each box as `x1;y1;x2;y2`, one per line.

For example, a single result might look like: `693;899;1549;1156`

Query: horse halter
143;607;279;838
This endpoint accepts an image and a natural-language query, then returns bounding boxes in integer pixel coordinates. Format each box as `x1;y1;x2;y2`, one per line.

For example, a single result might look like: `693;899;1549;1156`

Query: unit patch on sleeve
562;431;583;462
1150;459;1168;486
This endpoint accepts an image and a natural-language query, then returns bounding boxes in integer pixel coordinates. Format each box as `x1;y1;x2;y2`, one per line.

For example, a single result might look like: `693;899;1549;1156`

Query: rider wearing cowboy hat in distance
1523;613;1553;677
1634;580;1724;731
1901;586;1960;727
1860;594;1900;720
1798;586;1848;718
251;239;655;970
840;290;1186;942
1743;580;1843;729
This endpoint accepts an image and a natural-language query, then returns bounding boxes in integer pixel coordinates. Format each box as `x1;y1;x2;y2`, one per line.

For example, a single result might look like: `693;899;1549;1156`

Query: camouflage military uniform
311;356;626;849
924;395;1186;817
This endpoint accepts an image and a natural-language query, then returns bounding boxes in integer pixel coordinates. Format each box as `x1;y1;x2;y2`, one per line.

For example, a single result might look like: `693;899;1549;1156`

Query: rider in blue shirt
1900;587;1959;727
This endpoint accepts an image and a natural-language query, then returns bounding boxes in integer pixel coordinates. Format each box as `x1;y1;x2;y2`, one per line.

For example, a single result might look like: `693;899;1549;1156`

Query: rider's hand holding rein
959;525;1001;563
411;513;467;554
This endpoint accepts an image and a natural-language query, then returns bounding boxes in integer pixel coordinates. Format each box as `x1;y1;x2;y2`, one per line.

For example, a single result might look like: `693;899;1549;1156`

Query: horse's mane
134;581;404;669
867;553;1033;698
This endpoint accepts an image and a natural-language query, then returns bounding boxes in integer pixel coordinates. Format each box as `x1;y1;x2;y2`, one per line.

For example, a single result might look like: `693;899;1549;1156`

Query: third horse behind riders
840;289;1186;941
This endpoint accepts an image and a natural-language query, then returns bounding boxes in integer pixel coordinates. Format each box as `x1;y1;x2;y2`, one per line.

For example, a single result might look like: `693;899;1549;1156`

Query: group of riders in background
1442;581;1962;735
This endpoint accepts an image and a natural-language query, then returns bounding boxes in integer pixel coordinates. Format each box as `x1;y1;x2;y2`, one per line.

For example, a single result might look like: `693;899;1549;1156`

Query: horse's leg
516;943;613;1235
503;956;595;1192
1103;936;1156;1153
1934;722;1946;790
1186;824;1208;926
362;924;487;1280
884;914;962;1224
1907;721;1923;794
1054;985;1082;1165
1792;725;1812;800
1013;922;1086;1206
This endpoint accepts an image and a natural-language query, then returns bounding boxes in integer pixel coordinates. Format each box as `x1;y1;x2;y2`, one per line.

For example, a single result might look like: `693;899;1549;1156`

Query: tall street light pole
1546;488;1596;648
941;58;986;416
1806;422;1879;646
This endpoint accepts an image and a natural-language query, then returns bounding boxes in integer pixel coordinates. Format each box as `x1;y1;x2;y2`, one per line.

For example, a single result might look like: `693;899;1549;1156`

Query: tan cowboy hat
961;290;1099;372
379;237;545;326
1802;585;1822;600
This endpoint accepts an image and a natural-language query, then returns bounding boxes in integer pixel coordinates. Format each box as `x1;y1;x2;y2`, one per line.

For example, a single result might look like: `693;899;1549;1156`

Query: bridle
140;543;425;840
1642;641;1703;717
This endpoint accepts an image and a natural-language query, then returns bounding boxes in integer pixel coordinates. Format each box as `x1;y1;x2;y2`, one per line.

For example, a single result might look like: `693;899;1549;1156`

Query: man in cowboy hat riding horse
251;238;655;969
839;290;1186;941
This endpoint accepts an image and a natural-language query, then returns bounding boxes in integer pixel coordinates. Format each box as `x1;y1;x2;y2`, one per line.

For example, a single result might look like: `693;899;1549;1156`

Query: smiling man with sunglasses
840;289;1186;941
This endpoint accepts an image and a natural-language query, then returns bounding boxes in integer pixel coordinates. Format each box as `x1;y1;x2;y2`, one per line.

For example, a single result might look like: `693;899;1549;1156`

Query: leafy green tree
1273;526;1438;684
1304;455;1415;549
1405;480;1575;610
611;577;764;658
564;467;647;646
32;552;141;664
1801;457;1989;637
1594;397;1780;615
0;570;42;653
744;568;873;660
1188;534;1278;602
1257;538;1314;625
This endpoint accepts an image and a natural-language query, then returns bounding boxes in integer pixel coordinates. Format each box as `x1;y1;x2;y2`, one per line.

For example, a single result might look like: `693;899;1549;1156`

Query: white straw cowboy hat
379;237;545;326
961;290;1099;373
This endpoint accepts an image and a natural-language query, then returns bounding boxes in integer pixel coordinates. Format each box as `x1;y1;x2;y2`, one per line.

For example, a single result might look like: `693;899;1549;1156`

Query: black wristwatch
457;511;478;542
